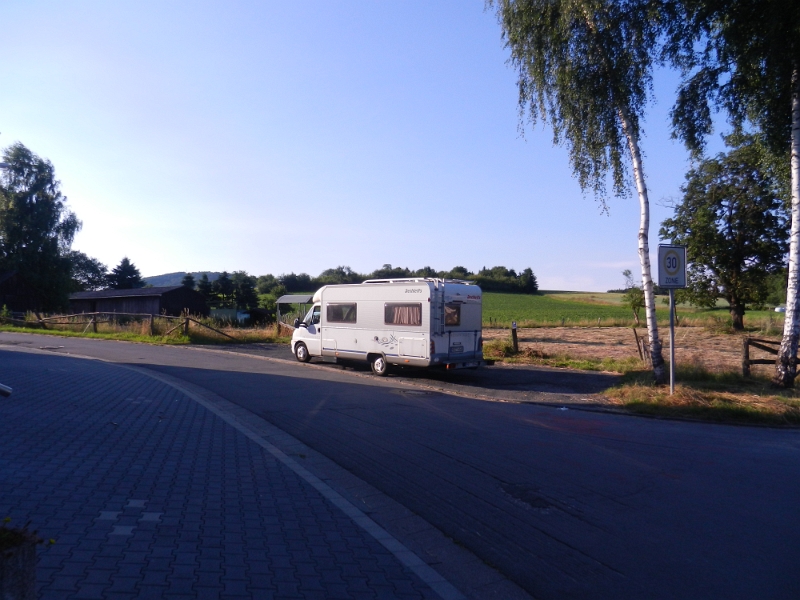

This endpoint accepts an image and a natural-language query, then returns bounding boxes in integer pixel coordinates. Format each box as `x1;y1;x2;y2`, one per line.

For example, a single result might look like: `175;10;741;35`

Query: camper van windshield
304;306;320;325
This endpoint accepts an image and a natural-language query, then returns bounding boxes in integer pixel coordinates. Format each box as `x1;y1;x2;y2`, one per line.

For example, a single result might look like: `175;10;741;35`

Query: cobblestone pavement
0;349;443;599
3;333;800;599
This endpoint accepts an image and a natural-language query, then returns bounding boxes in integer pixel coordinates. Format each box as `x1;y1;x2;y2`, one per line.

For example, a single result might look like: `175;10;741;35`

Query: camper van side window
385;303;422;326
444;303;461;326
327;303;357;323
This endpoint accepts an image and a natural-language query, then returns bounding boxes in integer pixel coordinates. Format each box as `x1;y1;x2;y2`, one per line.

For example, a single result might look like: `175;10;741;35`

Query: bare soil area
483;326;779;375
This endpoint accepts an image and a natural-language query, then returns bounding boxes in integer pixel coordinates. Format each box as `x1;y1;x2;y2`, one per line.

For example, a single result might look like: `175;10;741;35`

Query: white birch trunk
775;65;800;387
618;107;666;382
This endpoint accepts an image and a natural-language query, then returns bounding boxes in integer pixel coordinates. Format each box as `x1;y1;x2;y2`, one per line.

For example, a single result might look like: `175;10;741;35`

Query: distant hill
144;272;222;287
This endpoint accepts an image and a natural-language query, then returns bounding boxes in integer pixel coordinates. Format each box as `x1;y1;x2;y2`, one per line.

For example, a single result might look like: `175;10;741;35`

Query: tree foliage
107;257;144;290
670;0;800;156
231;271;258;310
660;135;789;329
212;271;234;307
491;0;670;203
68;251;108;292
197;273;213;299
490;0;671;380
181;273;195;290
620;269;645;325
317;265;363;285
473;266;538;293
668;0;800;385
0;143;81;311
270;265;539;294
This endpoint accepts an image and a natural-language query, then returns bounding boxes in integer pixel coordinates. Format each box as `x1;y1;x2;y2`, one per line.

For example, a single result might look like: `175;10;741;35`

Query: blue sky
1;1;720;291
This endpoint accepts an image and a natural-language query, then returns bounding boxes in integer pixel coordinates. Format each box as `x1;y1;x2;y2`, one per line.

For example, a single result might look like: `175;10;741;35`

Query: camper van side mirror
293;318;301;328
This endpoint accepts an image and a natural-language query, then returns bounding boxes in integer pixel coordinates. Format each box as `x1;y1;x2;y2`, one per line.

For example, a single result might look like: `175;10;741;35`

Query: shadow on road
209;342;621;398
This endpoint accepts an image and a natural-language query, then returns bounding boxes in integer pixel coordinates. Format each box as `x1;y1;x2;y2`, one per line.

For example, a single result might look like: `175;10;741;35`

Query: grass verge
0;323;290;346
483;337;643;373
485;335;800;425
605;366;800;425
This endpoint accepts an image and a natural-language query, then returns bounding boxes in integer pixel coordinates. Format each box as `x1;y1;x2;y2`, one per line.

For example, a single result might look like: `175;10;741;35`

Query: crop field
482;292;784;329
483;292;659;327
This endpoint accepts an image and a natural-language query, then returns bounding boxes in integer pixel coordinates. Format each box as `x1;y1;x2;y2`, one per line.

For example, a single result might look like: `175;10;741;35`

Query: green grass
482;336;643;373
0;322;290;346
483;291;786;330
483;292;656;327
0;324;191;344
605;366;800;425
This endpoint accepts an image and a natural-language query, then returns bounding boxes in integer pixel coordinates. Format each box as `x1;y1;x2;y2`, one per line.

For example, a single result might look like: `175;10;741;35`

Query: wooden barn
69;286;209;317
0;271;39;313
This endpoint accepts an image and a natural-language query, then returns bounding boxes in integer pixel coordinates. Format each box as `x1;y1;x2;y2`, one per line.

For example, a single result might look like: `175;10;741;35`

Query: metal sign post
658;245;687;395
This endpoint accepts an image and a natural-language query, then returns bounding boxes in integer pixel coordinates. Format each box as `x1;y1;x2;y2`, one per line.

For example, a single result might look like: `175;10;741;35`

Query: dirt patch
483;327;779;375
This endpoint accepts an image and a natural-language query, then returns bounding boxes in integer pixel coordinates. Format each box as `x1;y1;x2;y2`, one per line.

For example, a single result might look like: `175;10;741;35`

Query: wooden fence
0;311;236;341
632;328;651;366
741;337;784;377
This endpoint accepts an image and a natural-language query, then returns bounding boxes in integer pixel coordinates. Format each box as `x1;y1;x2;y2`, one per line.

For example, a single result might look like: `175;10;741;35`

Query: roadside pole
511;321;518;354
658;245;686;395
669;289;675;395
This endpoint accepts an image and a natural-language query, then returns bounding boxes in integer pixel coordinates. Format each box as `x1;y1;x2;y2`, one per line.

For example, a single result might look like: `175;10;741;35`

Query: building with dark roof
69;286;209;317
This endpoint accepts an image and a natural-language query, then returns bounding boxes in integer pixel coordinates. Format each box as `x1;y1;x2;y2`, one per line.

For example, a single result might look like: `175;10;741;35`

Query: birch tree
0;143;81;311
491;0;669;381
669;0;800;386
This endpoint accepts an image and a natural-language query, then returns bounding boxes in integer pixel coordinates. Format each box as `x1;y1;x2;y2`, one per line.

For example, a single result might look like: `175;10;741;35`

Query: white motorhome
290;278;485;375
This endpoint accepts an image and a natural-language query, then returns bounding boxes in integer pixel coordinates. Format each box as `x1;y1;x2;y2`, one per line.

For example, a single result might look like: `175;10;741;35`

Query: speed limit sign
658;245;686;288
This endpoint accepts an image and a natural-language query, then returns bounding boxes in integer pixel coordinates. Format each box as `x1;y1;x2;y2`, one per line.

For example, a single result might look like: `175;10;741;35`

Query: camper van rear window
327;303;357;323
385;303;422;326
444;303;461;326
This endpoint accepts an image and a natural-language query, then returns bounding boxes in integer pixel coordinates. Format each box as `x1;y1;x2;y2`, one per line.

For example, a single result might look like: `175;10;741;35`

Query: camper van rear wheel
370;355;389;377
294;342;310;363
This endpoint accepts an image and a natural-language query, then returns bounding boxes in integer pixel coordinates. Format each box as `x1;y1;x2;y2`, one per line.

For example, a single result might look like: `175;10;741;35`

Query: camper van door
300;304;322;355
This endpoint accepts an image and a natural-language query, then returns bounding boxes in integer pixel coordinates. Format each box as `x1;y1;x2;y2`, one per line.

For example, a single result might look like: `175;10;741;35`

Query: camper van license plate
451;346;463;353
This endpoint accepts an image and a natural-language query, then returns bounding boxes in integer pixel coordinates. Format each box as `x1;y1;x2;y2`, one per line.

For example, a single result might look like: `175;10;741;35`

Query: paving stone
0;350;438;600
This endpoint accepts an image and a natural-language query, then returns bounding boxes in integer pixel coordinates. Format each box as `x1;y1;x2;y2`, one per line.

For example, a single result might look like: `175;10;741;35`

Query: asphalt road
2;332;799;599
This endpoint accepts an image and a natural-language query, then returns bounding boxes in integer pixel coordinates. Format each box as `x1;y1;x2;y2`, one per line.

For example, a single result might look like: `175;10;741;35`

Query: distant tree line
253;264;539;297
186;271;259;311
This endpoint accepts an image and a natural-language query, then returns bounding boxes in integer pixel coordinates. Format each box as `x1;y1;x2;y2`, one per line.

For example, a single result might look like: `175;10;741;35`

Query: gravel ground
483;326;780;375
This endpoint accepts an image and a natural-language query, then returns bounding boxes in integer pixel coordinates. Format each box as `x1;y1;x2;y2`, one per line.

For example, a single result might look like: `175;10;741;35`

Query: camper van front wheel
294;343;310;363
370;355;389;377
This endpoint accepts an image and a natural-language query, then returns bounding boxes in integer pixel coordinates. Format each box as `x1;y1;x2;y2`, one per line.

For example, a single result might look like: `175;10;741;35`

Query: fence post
92;315;97;333
511;321;519;354
149;314;154;336
742;337;751;378
183;317;189;336
632;327;643;361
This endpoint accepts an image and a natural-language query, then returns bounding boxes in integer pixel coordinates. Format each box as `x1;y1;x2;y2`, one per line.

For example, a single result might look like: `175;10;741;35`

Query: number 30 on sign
658;245;686;289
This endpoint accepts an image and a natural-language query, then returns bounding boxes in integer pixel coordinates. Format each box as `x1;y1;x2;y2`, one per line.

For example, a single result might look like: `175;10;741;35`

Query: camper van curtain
444;304;461;326
385;303;422;326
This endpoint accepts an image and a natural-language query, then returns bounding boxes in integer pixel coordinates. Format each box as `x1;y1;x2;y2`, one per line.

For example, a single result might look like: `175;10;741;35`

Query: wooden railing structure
632;327;651;366
741;337;784;377
0;311;237;341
